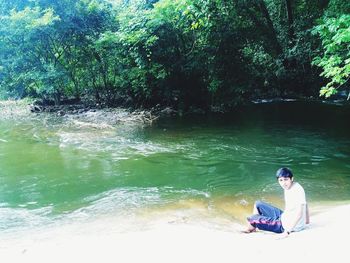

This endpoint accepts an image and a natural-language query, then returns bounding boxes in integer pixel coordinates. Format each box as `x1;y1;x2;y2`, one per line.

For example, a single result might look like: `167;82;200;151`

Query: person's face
278;176;293;190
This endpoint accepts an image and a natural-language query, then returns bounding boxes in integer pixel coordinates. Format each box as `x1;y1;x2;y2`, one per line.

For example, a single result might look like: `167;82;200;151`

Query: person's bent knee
254;200;264;209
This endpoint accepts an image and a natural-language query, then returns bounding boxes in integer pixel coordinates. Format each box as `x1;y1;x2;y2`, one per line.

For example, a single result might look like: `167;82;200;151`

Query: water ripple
0;206;53;233
62;187;210;222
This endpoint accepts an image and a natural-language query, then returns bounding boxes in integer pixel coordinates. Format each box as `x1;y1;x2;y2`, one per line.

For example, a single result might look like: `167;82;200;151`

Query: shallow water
0;101;350;233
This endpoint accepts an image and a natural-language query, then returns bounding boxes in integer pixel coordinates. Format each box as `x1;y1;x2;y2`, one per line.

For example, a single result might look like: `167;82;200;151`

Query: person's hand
276;231;289;240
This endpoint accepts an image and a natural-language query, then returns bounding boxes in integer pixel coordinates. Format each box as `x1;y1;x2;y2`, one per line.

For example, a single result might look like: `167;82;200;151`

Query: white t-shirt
281;182;307;232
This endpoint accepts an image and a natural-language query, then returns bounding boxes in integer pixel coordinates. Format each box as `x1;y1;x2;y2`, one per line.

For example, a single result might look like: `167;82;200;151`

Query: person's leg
247;214;283;233
254;200;283;218
243;200;283;233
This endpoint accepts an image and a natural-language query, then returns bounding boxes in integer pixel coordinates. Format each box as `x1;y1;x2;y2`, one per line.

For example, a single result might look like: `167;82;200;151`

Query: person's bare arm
280;204;304;238
305;203;310;224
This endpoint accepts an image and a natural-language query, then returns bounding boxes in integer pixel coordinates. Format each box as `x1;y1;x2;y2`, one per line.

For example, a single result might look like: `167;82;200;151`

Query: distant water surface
0;101;349;232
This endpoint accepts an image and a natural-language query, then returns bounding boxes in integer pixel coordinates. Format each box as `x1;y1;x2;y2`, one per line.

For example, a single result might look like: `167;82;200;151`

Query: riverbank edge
2;97;349;122
0;99;165;125
1;203;349;262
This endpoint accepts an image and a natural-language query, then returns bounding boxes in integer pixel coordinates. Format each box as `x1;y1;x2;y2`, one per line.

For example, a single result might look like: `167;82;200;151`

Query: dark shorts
247;200;284;233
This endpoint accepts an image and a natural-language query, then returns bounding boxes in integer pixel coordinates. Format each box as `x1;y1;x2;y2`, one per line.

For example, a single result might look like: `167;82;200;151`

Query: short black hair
276;167;293;179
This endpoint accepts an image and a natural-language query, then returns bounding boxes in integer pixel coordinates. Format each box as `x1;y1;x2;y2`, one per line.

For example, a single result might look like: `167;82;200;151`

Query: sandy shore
1;204;349;263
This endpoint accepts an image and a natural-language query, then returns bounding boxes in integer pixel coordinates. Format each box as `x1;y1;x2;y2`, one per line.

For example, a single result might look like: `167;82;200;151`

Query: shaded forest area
0;0;349;112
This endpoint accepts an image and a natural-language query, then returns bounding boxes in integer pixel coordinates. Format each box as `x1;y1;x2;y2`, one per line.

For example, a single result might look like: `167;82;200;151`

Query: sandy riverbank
1;204;349;263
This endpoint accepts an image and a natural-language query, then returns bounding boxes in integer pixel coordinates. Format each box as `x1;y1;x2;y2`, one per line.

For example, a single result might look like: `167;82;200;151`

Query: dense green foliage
0;0;349;111
312;1;350;98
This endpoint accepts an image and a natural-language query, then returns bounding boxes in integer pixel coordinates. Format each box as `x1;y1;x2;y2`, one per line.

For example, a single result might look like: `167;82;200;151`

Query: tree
1;0;347;110
312;14;350;99
0;6;61;100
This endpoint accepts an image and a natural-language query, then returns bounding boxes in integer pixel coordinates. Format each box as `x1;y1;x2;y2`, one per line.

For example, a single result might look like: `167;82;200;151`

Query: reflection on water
0;101;350;232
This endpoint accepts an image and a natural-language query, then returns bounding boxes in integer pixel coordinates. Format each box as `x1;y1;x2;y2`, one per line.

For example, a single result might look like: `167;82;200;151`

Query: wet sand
0;204;349;263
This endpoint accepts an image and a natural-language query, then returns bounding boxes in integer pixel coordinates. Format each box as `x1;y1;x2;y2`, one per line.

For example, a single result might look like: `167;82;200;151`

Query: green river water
0;101;350;233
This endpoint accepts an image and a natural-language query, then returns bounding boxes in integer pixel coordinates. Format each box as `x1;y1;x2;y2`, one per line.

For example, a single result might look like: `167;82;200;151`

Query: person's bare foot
240;225;256;234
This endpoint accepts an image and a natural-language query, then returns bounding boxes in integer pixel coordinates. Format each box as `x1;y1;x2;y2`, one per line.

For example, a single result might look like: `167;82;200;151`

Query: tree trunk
257;0;283;54
244;0;283;56
285;0;295;46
